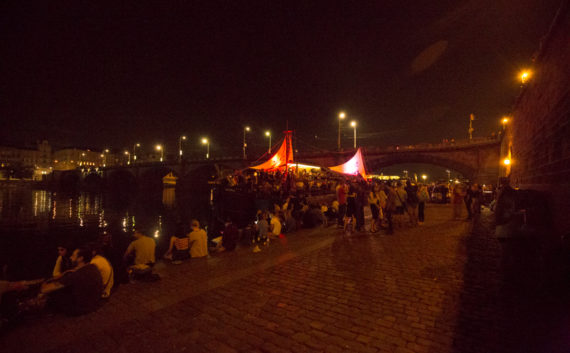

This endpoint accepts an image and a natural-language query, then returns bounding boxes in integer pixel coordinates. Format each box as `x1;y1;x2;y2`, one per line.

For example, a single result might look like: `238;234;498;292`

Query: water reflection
162;188;176;208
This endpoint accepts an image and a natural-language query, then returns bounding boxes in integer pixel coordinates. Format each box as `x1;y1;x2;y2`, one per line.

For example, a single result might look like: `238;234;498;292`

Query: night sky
0;1;562;159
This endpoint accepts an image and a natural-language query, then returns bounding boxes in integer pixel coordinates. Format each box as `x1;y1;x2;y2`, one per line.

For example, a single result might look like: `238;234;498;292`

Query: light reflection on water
0;186;188;280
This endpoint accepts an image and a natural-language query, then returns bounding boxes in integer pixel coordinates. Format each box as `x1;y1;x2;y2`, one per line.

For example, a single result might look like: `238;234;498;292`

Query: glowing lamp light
265;131;271;137
201;138;208;144
155;145;162;151
520;70;531;84
339;112;346;119
350;121;357;127
503;158;511;166
421;174;427;180
245;126;250;132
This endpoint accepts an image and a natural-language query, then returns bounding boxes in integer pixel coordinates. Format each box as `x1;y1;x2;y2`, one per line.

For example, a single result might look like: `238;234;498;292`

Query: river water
0;185;213;280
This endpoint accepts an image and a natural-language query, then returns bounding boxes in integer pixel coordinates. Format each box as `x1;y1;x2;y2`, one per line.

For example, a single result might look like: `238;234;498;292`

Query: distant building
53;148;108;170
0;140;53;180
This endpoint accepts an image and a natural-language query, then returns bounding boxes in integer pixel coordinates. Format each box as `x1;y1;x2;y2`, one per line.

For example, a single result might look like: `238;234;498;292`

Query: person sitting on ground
270;212;282;238
123;229;156;270
211;219;239;253
52;244;73;277
188;220;208;258
253;211;270;252
89;243;114;298
164;224;191;263
41;247;102;316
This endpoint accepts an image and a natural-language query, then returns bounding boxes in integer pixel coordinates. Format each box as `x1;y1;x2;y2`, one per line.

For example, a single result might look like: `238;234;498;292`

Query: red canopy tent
251;131;294;171
329;148;368;178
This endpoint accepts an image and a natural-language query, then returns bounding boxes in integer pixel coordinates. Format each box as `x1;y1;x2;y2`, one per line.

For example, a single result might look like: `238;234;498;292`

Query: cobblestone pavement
2;204;569;353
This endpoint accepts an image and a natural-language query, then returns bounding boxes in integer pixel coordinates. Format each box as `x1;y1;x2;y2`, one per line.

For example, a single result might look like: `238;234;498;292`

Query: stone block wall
510;3;570;236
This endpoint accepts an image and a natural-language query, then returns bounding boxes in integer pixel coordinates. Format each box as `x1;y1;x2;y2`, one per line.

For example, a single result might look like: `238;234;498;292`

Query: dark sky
0;1;562;158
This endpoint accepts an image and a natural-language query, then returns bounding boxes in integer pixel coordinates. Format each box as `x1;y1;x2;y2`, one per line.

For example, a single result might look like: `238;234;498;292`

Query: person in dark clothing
355;182;367;231
464;183;474;220
41;247;102;316
221;220;239;251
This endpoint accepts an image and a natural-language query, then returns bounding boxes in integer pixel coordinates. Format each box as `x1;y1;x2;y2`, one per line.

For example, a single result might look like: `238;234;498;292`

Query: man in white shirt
188;220;208;258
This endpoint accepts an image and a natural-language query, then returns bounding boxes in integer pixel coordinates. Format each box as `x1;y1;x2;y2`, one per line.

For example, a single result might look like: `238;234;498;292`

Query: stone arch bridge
50;137;501;188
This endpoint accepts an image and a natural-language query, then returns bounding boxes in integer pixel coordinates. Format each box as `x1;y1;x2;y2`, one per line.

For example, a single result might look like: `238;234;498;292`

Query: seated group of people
0;219;211;323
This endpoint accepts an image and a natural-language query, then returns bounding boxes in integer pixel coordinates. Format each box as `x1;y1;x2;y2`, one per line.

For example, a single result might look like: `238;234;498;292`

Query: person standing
452;183;466;220
336;181;347;228
464;182;474;220
417;184;430;224
384;183;398;235
404;180;419;226
368;184;380;233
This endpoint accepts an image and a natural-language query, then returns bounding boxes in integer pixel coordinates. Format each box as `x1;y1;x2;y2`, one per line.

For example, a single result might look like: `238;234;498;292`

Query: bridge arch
107;169;138;191
365;153;477;180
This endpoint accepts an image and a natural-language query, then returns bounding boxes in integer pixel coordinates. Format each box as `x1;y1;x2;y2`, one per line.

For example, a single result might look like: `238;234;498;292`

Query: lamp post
520;70;531;84
265;131;271;154
421;174;427;182
201;138;209;159
133;143;140;163
155;144;163;162
179;135;186;163
338;112;345;151
124;151;130;165
350;121;357;149
243;126;250;159
501;117;510;130
103;149;110;167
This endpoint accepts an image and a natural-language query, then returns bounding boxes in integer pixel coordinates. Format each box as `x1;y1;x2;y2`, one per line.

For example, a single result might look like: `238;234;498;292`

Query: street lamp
446;169;451;181
421;174;427;182
243;126;250;159
124;150;130;165
155;144;164;162
265;131;271;154
503;158;511;166
350;121;357;149
133;143;140;163
520;70;531;84
103;149;110;167
201;138;209;159
179;135;187;163
501;117;510;129
338;112;346;151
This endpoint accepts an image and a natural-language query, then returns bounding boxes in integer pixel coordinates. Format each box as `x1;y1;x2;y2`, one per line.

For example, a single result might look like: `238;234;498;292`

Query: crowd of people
1;168;487;326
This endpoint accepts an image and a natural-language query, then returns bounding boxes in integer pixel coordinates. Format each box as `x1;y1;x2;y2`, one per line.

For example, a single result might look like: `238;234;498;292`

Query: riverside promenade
2;204;569;353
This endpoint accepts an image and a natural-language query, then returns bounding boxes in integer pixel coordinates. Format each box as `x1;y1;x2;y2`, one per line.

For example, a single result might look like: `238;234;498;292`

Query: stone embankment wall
510;2;570;237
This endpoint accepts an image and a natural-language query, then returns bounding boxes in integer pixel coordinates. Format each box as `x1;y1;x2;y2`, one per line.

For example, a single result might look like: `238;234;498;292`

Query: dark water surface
0;185;211;280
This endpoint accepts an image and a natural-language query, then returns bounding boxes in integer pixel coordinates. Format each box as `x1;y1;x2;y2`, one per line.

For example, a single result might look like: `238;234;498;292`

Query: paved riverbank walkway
2;204;569;353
